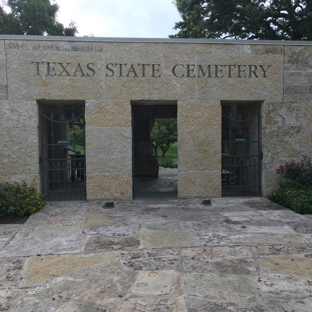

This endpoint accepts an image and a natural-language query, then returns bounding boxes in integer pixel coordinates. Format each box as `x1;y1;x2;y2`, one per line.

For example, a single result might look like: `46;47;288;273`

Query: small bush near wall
0;182;45;218
268;156;312;214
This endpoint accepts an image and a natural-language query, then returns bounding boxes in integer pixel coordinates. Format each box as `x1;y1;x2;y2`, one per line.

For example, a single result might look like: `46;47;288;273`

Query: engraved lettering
47;62;56;76
106;63;115;77
73;63;85;76
172;64;184;78
117;63;127;77
151;64;161;77
58;63;71;76
215;65;224;78
237;65;246;78
186;64;196;78
224;65;236;78
32;61;44;75
138;63;150;77
248;65;258;78
259;65;271;78
126;64;138;77
86;63;95;77
198;65;212;78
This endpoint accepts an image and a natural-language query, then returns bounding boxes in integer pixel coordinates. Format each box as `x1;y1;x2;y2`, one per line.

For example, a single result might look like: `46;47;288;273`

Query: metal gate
39;104;86;201
221;105;262;196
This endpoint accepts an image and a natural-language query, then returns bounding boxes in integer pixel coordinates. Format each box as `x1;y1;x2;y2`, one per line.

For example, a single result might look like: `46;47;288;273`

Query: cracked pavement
1;197;312;311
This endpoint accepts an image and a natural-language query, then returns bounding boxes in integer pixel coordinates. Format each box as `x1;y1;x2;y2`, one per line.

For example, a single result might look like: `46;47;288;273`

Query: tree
150;119;177;158
0;0;77;35
170;0;312;40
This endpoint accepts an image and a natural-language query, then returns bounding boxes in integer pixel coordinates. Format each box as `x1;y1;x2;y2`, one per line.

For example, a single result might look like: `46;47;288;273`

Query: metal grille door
222;105;262;196
39;104;86;201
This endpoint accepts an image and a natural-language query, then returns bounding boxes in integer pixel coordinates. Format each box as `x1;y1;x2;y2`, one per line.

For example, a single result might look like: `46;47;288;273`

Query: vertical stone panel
0;40;7;100
262;100;312;195
178;101;221;198
284;46;312;101
0;100;39;189
85;100;132;200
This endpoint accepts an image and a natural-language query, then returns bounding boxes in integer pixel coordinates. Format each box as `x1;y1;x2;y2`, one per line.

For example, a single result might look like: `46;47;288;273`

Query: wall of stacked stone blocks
0;36;311;200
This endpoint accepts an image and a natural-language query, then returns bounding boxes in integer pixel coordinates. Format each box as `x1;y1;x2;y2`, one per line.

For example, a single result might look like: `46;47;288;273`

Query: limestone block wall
85;100;132;200
178;101;221;197
0;36;312;199
0;100;39;188
262;45;312;194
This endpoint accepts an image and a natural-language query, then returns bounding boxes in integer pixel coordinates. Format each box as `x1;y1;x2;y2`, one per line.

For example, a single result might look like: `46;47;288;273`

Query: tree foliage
0;0;77;35
171;0;312;40
150;119;177;158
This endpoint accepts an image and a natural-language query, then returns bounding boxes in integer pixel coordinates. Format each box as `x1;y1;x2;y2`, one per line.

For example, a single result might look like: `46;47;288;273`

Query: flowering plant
276;155;312;188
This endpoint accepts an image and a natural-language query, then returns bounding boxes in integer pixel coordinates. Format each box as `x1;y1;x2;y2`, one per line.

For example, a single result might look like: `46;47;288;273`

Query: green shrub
269;155;312;214
268;183;312;214
0;182;45;218
157;157;178;168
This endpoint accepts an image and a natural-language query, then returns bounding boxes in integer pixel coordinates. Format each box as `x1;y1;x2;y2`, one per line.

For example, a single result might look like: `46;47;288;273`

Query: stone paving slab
1;197;312;311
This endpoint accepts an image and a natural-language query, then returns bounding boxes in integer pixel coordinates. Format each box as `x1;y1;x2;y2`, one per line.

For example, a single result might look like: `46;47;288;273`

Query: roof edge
1;35;312;45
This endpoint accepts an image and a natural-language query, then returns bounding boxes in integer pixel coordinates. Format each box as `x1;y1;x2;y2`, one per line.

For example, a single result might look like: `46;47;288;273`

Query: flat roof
0;35;312;46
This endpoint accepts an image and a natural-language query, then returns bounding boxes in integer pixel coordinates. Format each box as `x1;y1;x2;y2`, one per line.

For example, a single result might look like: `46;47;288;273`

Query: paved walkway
1;197;312;311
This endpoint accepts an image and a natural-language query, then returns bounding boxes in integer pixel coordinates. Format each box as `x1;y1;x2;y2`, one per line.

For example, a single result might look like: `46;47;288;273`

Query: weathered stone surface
86;173;132;200
178;170;221;198
182;273;257;303
0;224;20;236
0;101;39;187
132;270;180;296
0;38;311;198
14;225;82;240
178;126;221;171
258;256;312;298
265;100;309;126
263;125;303;170
192;232;308;247
86;100;131;127
178;100;221;126
84;235;140;252
83;211;125;230
183;257;257;274
141;223;195;249
77;268;135;308
121;249;181;271
6;48;105;101
0;234;87;257
286;220;312;234
181;246;253;261
86;126;132;174
26;252;118;285
285;46;312;66
257;209;308;222
2;197;312;311
111;296;187;312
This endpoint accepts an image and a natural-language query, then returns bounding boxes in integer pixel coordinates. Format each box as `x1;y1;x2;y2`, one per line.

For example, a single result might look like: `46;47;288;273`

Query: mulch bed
0;216;29;224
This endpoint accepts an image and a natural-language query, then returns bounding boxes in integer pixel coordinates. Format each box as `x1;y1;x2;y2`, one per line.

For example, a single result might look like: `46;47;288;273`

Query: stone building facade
0;36;311;201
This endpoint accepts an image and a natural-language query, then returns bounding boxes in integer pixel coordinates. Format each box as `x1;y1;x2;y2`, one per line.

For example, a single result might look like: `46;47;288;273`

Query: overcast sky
55;0;181;38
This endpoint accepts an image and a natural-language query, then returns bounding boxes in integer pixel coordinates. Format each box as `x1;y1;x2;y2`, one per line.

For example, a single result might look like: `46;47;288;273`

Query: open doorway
131;101;178;200
221;101;262;196
39;100;86;201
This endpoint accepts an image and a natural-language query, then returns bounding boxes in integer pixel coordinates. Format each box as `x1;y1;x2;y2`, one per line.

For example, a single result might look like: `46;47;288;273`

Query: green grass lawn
157;142;177;157
156;142;178;168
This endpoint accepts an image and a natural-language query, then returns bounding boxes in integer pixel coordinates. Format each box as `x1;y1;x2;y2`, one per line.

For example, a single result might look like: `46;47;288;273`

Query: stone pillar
178;100;221;198
133;115;159;177
85;100;132;201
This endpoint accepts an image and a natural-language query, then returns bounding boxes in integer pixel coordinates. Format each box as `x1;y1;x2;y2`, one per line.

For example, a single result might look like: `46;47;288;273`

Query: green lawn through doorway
156;142;178;168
